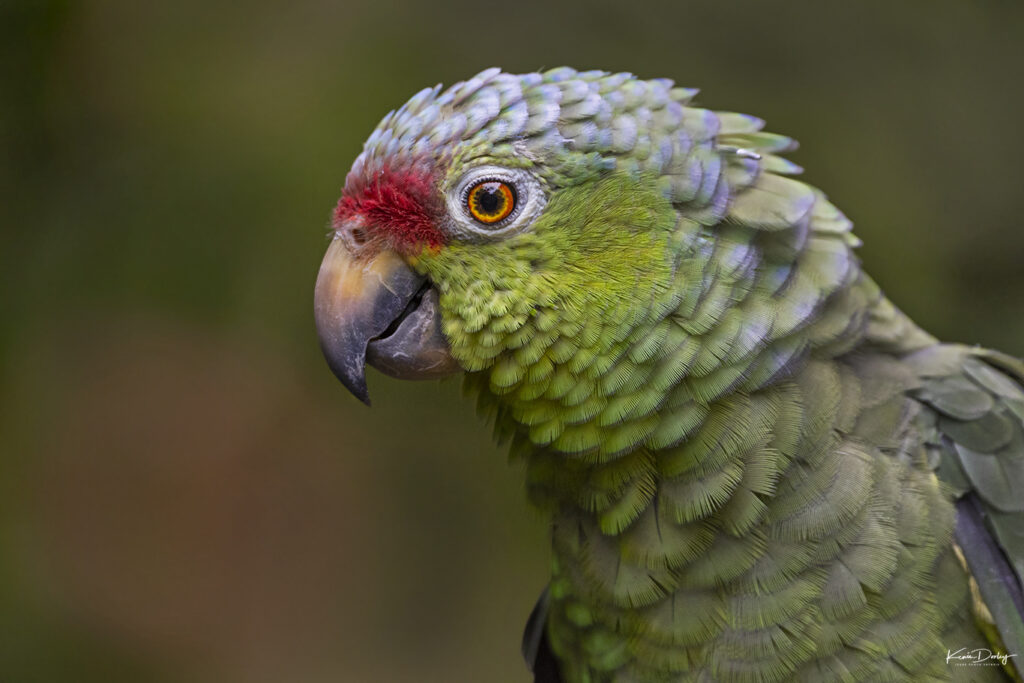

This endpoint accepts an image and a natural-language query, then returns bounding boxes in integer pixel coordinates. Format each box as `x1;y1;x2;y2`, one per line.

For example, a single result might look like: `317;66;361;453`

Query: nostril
336;217;371;250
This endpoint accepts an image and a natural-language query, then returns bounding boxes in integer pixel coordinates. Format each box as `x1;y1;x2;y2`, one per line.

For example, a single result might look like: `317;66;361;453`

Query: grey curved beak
313;237;458;404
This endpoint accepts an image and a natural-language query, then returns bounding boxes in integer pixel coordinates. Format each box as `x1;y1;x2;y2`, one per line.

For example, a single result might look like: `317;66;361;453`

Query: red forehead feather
334;168;445;251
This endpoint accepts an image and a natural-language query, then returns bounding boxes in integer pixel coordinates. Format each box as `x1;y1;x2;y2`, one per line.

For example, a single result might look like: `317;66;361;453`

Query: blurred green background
2;1;1023;681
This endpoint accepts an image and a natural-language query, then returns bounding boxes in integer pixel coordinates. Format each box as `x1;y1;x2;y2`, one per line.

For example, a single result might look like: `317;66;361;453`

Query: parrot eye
466;180;517;224
446;165;546;240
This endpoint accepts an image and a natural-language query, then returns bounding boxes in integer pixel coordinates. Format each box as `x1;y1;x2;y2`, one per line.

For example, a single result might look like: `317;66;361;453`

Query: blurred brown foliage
1;1;1023;681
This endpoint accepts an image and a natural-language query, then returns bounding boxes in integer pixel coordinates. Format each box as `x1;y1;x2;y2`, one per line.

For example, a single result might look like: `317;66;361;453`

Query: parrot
313;67;1024;682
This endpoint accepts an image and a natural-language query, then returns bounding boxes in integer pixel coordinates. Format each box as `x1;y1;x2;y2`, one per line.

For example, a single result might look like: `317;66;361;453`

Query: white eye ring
445;165;546;240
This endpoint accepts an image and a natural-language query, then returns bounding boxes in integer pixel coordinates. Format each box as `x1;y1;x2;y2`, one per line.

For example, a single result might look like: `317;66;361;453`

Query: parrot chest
528;356;997;683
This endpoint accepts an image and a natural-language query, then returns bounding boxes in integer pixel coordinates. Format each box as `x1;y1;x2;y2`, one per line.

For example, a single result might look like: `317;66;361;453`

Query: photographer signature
946;648;1018;666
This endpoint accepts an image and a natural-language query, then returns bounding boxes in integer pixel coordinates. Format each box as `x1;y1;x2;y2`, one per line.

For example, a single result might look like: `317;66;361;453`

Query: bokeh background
2;1;1023;681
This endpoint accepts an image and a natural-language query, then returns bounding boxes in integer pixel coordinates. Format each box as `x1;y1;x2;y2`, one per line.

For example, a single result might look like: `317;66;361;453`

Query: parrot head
315;67;692;405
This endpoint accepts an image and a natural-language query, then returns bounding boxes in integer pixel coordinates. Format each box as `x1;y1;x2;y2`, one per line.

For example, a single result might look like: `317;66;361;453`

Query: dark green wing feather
523;586;563;683
910;345;1024;677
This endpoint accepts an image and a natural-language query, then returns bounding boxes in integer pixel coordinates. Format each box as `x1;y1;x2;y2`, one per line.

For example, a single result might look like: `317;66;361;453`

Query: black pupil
474;183;506;216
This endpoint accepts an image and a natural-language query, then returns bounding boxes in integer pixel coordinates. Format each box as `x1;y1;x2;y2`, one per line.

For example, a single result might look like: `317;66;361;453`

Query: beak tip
337;367;372;406
319;338;373;405
342;377;372;406
338;370;372;406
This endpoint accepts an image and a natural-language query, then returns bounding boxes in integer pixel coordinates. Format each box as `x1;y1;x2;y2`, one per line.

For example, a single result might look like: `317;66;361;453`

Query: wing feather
910;345;1024;678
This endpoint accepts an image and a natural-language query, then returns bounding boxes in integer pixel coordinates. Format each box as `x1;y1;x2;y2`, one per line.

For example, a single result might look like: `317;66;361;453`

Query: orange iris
466;180;516;224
